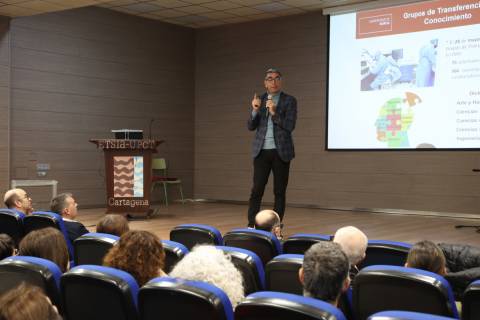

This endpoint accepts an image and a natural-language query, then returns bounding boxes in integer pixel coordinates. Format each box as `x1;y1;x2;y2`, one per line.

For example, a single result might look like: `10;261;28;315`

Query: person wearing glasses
3;188;33;215
247;68;297;228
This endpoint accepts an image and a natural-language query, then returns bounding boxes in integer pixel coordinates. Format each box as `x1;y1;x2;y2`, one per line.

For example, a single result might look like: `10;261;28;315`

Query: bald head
333;226;368;266
3;188;32;214
255;210;281;233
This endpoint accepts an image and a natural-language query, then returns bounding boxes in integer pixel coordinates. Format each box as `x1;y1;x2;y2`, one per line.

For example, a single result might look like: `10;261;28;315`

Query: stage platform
76;202;480;247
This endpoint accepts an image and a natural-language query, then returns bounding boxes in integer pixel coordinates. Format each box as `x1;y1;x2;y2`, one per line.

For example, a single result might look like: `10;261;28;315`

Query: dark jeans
247;149;290;226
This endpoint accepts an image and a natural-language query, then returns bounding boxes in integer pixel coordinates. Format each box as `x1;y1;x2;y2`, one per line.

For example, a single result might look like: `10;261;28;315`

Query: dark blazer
63;220;89;243
247;92;297;162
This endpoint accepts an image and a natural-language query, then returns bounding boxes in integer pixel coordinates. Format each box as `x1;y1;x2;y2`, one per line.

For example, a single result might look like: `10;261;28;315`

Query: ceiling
0;0;377;28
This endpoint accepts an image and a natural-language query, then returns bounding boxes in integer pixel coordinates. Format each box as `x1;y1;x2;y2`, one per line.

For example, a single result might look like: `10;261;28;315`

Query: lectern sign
90;139;163;217
113;156;144;197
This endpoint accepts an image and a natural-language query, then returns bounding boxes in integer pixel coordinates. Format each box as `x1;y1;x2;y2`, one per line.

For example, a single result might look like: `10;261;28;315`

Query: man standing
247;68;297;228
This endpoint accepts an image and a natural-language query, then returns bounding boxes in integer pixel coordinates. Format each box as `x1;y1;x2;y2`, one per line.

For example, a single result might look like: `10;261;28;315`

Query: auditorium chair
223;228;282;266
61;265;139;320
0;208;25;246
161;239;189;273
170;223;223;250
235;291;346;320
353;265;459;320
462;279;480;320
23;211;74;259
368;310;457;320
265;254;303;295
358;240;412;269
217;245;265;294
0;256;63;312
283;233;332;254
139;277;233;320
73;232;119;266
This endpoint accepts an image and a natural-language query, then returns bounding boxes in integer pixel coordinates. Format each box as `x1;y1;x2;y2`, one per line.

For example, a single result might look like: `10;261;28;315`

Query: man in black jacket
51;192;88;243
247;68;297;227
439;242;480;299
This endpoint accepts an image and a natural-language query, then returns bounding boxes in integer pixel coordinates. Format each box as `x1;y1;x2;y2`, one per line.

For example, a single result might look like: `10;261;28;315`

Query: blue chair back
23;211;74;259
358;240;412;269
0;256;63;312
353;265;458;320
0;208;25;246
462;279;480;320
223;228;282;266
61;265;139;320
217;245;265;294
161;240;189;273
368;310;457;320
235;291;346;320
73;232;119;266
265;254;303;295
139;277;233;320
170;224;223;250
283;233;331;254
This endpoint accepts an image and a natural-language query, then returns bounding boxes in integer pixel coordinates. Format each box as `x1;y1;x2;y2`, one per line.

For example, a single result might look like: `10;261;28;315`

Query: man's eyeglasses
20;194;30;200
265;77;282;82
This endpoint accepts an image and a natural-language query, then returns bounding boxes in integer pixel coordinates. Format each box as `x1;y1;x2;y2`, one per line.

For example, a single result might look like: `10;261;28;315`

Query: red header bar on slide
357;0;480;39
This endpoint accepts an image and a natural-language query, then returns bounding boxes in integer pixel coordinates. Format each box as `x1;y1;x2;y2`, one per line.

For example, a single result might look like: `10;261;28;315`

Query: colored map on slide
375;92;422;148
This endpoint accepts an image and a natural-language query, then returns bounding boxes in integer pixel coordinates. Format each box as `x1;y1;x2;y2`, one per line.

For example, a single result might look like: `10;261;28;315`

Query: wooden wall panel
9;7;195;207
0;17;10;191
194;12;480;217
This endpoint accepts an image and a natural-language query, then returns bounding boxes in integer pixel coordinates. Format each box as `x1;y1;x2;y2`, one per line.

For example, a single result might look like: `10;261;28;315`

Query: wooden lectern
90;139;163;218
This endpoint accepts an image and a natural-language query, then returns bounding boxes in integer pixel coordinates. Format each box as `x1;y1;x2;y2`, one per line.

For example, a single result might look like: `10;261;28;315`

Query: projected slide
328;0;480;149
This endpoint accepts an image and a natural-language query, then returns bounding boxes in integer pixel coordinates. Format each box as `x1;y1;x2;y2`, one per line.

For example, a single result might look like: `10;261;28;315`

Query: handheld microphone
266;94;272;116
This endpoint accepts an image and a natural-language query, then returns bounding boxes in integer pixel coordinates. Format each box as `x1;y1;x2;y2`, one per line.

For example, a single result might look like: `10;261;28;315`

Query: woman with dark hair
96;214;129;237
0;234;16;260
0;283;61;320
19;227;69;273
103;230;166;286
405;240;447;275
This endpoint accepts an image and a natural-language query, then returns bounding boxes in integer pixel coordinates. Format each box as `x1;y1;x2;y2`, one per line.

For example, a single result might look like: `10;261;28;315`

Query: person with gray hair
50;192;88;243
333;225;368;281
254;209;283;240
170;245;245;308
299;241;350;307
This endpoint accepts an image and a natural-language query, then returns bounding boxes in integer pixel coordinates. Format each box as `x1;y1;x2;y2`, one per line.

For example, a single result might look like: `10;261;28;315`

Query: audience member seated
0;234;16;260
406;240;447;275
333;226;368;281
103;230;166;286
170;245;245;308
3;188;33;215
255;209;283;240
406;241;462;312
299;241;350;307
437;242;480;299
0;282;61;320
18;227;69;273
96;214;129;237
50;193;88;244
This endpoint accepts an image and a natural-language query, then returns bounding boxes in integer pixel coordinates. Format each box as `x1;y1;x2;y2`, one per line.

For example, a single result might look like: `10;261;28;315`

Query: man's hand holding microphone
251;93;275;115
